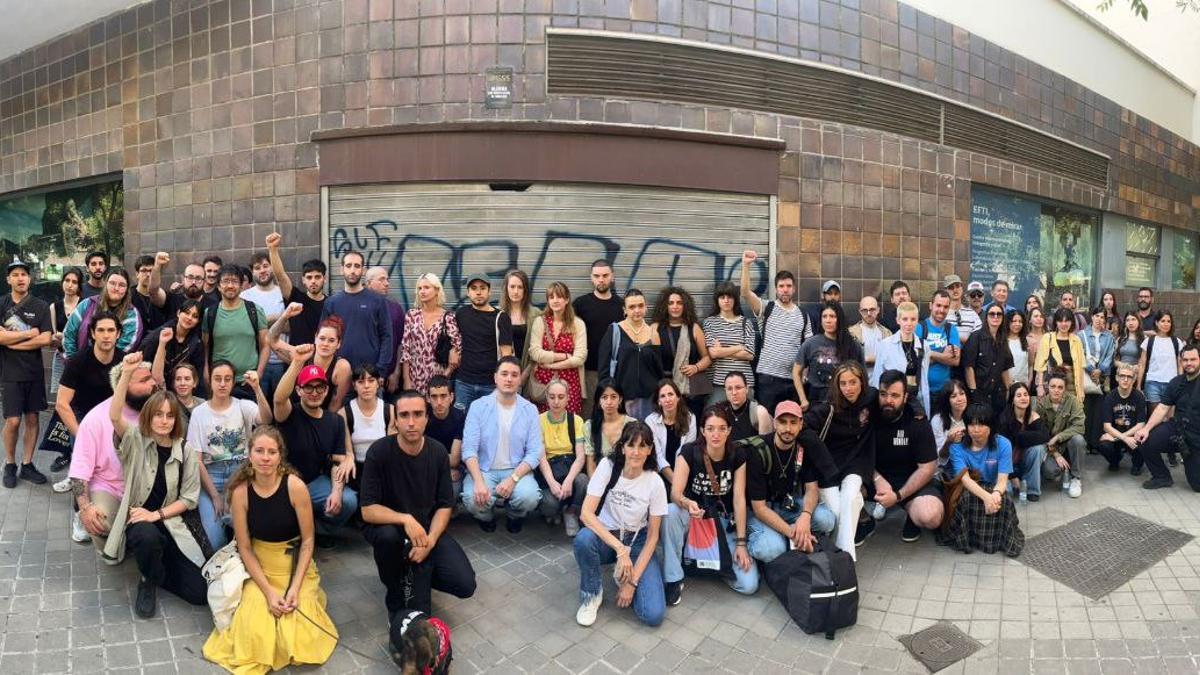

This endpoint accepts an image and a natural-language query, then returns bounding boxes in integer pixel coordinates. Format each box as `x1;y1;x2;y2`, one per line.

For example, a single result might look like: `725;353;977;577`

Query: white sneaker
52;477;72;493
576;591;603;627
1068;478;1082;498
70;512;90;543
563;512;580;537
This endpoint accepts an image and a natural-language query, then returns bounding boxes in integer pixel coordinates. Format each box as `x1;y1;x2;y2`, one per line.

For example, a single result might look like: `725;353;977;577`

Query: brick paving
3;446;1200;673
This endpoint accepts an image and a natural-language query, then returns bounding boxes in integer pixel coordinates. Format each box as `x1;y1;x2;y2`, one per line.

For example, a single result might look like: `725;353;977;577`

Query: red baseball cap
297;364;327;387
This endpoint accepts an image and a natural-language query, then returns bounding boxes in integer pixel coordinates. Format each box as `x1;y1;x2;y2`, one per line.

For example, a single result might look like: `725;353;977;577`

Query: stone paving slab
3;448;1200;672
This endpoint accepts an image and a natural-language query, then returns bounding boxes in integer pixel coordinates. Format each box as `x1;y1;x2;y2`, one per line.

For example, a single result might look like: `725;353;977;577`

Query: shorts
899;482;942;506
2;379;47;418
1144;380;1169;404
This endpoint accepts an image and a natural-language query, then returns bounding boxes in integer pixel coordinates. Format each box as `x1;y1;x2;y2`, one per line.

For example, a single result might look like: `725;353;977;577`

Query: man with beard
879;280;909;332
130;254;166;332
202;265;268;397
0;258;52;488
572;260;624;417
81;251;108;299
865;370;942;543
155;259;211;318
202;256;223;306
454;274;514;410
943;274;981;344
321;251;393;374
266;232;326;347
1058;292;1088;333
916;290;961;398
1136;345;1200;490
68;359;157;552
240;251;288;399
366;266;406;395
53;312;123;479
744;401;837;562
965;281;986;318
740;249;811;410
1135;287;1156;336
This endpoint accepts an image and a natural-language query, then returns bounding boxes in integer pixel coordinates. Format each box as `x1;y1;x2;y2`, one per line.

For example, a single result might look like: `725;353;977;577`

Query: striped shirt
947;306;982;344
751;296;812;380
703;315;757;388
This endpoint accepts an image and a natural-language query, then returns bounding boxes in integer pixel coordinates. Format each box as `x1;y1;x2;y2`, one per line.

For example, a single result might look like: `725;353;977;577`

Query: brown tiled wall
0;0;1196;289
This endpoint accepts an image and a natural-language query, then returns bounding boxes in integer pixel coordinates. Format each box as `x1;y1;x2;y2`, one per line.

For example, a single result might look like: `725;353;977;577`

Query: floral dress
533;313;583;414
400;308;462;394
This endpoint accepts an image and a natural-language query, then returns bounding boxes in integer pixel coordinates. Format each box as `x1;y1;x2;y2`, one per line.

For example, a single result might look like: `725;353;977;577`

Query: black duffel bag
764;536;858;639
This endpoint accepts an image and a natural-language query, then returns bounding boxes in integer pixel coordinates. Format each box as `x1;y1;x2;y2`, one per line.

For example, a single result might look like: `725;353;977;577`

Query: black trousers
755;374;798;412
1137;422;1200;490
364;524;476;615
1097;438;1143;470
125;521;207;605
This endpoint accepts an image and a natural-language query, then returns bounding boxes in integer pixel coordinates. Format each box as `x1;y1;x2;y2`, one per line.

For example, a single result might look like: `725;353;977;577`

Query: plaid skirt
938;482;1024;557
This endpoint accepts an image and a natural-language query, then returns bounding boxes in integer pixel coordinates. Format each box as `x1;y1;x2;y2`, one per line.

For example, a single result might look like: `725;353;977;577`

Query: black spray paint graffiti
330;220;768;308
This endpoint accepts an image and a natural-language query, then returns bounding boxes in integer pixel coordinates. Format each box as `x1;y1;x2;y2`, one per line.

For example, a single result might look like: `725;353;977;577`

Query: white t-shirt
348;398;388;463
587;458;668;533
1141;337;1183;384
492;402;517;470
241;285;286;363
186;399;261;462
1007;337;1029;384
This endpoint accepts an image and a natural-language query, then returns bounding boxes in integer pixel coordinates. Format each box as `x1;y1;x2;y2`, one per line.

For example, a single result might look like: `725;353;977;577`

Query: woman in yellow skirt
204;426;338;674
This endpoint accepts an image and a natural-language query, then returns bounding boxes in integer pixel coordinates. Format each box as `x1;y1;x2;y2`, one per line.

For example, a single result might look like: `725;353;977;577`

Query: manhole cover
1020;507;1192;600
898;622;982;672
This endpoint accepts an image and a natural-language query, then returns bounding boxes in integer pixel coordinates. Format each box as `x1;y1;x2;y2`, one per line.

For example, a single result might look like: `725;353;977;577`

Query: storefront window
1173;230;1197;290
1125;222;1159;289
969;188;1097;310
0;178;123;297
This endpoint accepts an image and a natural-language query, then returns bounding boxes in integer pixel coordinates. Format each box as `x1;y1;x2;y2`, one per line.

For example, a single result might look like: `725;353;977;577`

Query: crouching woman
942;403;1024;556
573;421;667;628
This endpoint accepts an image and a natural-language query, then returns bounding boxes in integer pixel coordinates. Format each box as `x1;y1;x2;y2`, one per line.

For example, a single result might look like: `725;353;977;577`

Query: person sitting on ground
584;379;635;476
930;379;970;477
107;353;209;618
1036;370;1087;499
460;357;544;533
997;382;1049;502
339;365;391;492
943;403;1024;557
866;369;944;543
202;426;338;674
536;380;589;537
424;375;464;498
661;405;757;605
574;421;667;628
644;379;697;487
744;401;838;563
722;371;773;442
1097;362;1148;475
1135;344;1200;491
54;311;123;486
362;391;477;615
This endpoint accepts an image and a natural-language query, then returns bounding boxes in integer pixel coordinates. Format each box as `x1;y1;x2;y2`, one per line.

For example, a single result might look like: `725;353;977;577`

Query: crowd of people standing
2;238;1199;673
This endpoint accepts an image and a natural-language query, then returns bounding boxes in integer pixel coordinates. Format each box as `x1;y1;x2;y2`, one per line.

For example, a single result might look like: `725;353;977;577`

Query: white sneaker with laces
1068;478;1082;498
563;512;580;537
52;477;72;493
70;512;90;543
576;591;603;627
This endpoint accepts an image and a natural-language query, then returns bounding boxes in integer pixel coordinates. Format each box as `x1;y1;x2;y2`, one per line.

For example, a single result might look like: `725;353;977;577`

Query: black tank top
247;476;301;542
728;402;758;442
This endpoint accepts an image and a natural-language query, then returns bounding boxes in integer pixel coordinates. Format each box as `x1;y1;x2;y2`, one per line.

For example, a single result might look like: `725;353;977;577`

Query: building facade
1;0;1198;317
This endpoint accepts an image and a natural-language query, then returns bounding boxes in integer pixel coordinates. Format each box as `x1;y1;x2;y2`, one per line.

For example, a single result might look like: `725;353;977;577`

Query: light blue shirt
870;332;932;414
1077;328;1115;377
461;391;544;472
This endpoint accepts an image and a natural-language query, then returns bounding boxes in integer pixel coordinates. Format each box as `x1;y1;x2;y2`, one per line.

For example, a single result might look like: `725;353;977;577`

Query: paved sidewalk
2;447;1200;673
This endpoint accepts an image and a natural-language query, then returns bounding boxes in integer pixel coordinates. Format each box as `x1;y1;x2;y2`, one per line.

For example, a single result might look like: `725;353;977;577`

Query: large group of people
2;238;1199;673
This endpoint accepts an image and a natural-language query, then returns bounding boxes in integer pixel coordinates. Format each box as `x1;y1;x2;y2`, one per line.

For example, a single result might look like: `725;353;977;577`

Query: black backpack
764;536;858;639
749;301;808;374
202;298;261;367
1144;336;1181;376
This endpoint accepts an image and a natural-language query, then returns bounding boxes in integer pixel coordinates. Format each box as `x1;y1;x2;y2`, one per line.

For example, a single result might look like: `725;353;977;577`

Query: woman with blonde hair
529;281;587;414
501;269;541;382
203;425;338;674
400;273;462;394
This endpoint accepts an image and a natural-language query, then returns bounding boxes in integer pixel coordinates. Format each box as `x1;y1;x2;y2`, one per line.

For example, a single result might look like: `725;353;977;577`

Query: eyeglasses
183;275;205;282
987;311;1004;317
300;383;329;394
859;308;878;314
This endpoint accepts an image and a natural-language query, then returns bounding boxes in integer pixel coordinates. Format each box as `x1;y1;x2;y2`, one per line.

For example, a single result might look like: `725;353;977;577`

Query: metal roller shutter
325;182;773;311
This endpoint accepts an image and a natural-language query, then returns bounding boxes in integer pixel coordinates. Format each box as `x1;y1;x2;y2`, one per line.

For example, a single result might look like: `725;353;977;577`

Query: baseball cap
943;274;962;287
821;280;841;293
774;401;804;420
6;256;29;273
466;273;490;287
297;364;328;387
966;281;985;295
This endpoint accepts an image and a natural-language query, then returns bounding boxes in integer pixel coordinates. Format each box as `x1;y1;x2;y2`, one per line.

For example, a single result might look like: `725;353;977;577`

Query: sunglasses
987;312;1004;317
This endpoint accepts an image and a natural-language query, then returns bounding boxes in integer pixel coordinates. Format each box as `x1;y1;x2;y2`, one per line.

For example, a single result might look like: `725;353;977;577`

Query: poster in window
1126;256;1156;289
1173;231;1196;290
969;189;1041;301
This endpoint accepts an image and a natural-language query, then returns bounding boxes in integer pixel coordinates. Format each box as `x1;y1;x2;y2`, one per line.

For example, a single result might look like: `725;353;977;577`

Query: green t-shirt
204;301;267;381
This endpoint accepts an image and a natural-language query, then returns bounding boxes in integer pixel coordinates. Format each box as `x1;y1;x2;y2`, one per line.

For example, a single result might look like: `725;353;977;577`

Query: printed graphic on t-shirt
1110;401;1137;430
811;345;838;384
687;468;732;498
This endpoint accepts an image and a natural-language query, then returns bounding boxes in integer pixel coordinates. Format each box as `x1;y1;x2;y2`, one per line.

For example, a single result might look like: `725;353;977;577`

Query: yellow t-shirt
540;412;585;459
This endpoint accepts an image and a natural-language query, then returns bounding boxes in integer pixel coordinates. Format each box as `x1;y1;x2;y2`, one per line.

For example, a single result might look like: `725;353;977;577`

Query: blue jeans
461;468;541;521
455;381;496;412
197;458;242;549
1144;380;1169;404
306;476;359;528
747;501;836;563
574;528;665;626
1012;444;1047;496
660;503;759;594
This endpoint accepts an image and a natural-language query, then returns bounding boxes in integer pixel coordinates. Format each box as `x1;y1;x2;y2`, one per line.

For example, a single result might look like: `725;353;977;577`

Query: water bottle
1018;489;1027;503
869;502;886;520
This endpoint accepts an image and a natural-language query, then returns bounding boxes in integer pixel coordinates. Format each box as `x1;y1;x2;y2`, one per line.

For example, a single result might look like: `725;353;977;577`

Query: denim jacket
870;332;931;414
461;391;544;472
1077;328;1115;377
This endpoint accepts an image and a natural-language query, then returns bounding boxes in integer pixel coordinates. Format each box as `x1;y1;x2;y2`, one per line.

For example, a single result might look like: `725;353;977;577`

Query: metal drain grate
1019;507;1193;600
898;622;983;672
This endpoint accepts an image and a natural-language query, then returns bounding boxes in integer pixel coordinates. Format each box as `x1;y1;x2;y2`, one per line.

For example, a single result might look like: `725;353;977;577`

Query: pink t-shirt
68;397;136;499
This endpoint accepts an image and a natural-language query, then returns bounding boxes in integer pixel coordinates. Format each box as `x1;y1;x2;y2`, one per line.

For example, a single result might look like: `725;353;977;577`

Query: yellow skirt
203;539;338;675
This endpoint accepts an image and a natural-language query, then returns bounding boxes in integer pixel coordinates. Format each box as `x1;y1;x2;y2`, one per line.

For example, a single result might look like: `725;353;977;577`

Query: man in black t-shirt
362;391;477;615
1098;362;1148;473
0;258;52;488
130;255;165;332
572;260;624;417
425;375;465;496
53;311;123;472
273;345;357;540
867;370;942;542
744;401;837;563
1136;345;1200;490
454;275;513;411
266;232;326;347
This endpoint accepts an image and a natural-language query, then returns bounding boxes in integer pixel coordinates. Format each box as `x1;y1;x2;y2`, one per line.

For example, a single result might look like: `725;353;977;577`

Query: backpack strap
566;412;577;449
819;406;834;442
597;457;624;510
608;322;621;379
343;399;355;434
